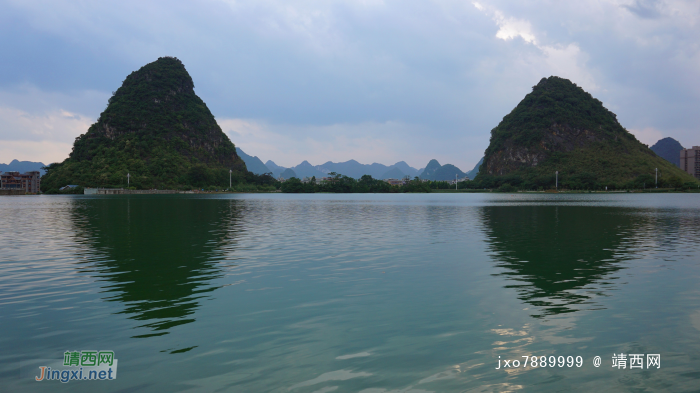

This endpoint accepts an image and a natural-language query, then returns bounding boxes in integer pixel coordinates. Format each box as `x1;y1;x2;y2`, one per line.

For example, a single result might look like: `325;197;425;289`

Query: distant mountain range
237;147;435;180
650;137;683;167
0;159;46;175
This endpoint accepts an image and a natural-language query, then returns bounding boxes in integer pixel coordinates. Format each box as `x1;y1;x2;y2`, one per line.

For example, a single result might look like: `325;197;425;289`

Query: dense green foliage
281;170;698;193
485;76;625;157
480;76;698;186
41;57;247;193
453;170;695;191
281;173;431;193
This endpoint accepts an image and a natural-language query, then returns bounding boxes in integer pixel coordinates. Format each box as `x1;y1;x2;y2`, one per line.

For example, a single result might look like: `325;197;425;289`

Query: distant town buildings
680;146;700;180
0;171;41;193
301;176;334;184
449;177;470;184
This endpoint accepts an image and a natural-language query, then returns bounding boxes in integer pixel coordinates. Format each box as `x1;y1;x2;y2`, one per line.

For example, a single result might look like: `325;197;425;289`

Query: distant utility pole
127;173;130;187
229;169;232;189
655;168;658;188
556;171;558;191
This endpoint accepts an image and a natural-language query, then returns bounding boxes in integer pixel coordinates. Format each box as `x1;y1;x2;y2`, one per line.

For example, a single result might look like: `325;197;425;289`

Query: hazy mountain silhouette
264;160;286;178
650;137;684;167
0;159;46;175
236;147;272;175
419;159;467;180
432;164;466;181
380;167;406;179
465;157;483;180
280;168;297;179
260;158;422;179
419;159;442;179
293;161;327;178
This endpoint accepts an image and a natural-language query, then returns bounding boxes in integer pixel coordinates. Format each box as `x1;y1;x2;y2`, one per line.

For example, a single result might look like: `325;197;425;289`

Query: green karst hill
479;76;697;190
41;57;249;192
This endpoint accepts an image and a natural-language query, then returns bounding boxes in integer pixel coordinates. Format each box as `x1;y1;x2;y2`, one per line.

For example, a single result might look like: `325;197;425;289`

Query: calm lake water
1;193;700;392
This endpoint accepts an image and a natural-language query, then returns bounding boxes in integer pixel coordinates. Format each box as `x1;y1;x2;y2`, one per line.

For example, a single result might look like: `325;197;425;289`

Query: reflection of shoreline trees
71;197;241;338
480;206;639;318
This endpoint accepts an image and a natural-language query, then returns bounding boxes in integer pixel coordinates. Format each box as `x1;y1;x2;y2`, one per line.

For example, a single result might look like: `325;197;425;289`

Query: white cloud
0;85;102;163
628;126;667;146
492;11;537;44
3;0;700;167
0;106;93;143
540;44;598;92
473;1;598;92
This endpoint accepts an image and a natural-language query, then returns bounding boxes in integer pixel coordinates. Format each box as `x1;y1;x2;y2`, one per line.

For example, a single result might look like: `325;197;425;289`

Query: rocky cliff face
484;123;634;175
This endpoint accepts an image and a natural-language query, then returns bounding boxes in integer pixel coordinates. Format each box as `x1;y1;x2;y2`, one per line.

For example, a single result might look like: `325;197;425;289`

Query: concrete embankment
0;189;26;195
84;188;195;195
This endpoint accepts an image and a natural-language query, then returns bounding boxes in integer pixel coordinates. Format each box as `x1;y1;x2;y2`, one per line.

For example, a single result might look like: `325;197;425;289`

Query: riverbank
431;188;700;193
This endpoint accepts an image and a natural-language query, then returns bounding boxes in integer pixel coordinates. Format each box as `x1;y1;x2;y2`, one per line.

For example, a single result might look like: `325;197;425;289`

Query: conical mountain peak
479;76;694;185
41;57;246;191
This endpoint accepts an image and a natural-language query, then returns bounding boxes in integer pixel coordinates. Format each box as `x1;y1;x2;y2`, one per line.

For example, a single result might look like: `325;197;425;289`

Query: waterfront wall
0;189;26;195
84;188;195;195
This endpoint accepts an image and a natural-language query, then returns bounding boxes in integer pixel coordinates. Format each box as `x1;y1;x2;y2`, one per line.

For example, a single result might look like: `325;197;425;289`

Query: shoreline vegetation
276;171;699;194
41;170;700;195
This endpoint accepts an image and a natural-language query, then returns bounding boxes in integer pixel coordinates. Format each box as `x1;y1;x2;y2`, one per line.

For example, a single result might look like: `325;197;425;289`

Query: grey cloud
1;0;699;163
623;0;663;19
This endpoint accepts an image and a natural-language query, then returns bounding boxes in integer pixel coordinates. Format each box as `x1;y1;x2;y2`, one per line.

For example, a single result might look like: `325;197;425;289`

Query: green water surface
1;193;699;392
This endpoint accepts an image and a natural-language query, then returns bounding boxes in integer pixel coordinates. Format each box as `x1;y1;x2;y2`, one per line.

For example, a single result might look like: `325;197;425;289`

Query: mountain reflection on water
480;205;640;318
70;196;241;339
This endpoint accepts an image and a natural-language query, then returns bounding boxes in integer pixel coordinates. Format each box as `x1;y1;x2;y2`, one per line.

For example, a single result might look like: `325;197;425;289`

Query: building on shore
680;146;700;180
0;171;41;193
301;176;327;184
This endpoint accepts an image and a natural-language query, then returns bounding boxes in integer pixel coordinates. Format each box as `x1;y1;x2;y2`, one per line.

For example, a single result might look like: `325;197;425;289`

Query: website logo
31;350;118;383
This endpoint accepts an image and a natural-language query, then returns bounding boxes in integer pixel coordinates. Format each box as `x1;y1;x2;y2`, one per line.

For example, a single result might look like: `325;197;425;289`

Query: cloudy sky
1;0;699;170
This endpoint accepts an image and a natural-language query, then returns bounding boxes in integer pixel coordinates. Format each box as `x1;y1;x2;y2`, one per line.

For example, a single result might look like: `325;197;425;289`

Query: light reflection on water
0;193;699;392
